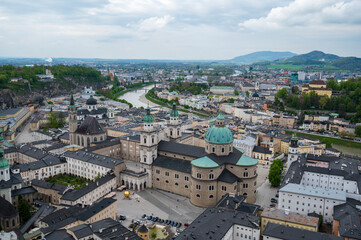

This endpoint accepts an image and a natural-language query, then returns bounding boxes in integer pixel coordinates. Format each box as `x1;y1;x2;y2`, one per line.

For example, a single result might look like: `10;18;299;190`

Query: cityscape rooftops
261;208;319;227
280;183;346;201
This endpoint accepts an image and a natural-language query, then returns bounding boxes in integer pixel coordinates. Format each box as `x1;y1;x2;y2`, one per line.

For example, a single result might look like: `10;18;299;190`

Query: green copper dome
205;112;233;144
144;106;154;123
205;126;234;144
216;112;224;120
0;148;9;170
170;102;179;117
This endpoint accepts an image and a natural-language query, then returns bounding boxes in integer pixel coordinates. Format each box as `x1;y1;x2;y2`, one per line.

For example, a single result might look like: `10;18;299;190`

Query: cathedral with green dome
139;107;259;208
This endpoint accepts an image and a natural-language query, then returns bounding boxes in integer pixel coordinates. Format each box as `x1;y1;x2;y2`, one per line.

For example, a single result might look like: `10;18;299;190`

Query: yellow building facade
261;208;319;234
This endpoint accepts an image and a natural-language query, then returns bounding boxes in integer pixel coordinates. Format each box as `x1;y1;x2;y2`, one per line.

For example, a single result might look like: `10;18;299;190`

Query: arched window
87;137;90;146
209;195;214;198
170;130;173;136
197;173;202;179
100;136;103;141
243;193;248;196
144;138;147;144
94;137;97;142
152;138;154;144
196;194;200;198
243;172;249;177
81;137;84;146
77;136;80;145
212;147;215;153
209;173;214;179
222;148;225;153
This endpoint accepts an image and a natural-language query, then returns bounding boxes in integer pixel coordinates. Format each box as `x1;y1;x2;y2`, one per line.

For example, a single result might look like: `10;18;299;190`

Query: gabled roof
75;116;105;135
217;169;239;184
263;223;342;240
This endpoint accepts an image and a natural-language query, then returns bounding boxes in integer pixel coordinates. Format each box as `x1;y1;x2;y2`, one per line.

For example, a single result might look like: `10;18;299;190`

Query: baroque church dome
204;113;233;144
86;95;97;105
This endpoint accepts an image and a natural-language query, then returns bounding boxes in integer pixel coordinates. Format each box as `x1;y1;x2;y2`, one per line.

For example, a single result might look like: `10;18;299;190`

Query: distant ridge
226;51;297;64
280;50;340;63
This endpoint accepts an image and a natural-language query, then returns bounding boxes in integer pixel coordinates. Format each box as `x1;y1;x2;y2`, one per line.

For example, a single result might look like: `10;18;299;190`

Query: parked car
275;193;279;198
271;198;277;203
270;203;276;207
119;215;126;220
142;214;147;218
184;223;189;227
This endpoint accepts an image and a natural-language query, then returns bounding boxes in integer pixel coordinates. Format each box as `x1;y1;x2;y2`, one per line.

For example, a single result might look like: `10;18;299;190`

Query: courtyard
115;188;204;231
47;174;92;190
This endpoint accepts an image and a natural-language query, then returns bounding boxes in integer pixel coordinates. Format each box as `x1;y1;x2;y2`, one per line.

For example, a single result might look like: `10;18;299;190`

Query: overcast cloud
0;0;360;59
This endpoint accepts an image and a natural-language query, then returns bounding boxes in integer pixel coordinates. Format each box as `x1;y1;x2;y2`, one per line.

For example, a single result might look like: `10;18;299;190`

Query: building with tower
0;130;22;202
287;134;299;168
69;95;107;147
167;103;182;142
76;95;114;122
138;106;158;185
151;112;259;207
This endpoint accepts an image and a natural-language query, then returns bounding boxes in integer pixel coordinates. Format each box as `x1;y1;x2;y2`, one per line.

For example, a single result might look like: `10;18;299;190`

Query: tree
47;112;59;128
356;125;361;137
48;101;53;105
17;196;32;224
228;98;234;103
276;88;288;101
291;86;299;94
268;159;283;187
319;96;328;109
58;112;66;128
100;97;105;101
234;89;239;95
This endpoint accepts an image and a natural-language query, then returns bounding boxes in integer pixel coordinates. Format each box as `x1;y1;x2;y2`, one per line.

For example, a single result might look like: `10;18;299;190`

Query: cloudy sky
0;0;360;59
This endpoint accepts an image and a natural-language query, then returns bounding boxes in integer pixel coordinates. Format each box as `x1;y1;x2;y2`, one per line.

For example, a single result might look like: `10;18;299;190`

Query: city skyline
0;0;360;59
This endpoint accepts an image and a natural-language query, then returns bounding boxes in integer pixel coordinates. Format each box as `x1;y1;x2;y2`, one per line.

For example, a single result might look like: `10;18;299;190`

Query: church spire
70;93;75;106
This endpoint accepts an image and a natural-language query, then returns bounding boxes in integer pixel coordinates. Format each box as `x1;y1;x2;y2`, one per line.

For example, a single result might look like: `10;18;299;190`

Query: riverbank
144;89;209;118
139;92;160;107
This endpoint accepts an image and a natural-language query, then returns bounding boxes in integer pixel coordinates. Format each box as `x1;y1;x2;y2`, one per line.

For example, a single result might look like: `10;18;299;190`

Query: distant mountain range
226;51;297;64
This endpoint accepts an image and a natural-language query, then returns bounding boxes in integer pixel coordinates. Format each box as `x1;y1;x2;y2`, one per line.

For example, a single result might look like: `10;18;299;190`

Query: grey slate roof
217;169;239;184
77;198;116;221
0;196;18;218
158;140;206;158
61;173;115;202
31;179;67;193
42;229;74;240
75;116;105;135
263;223;343;240
153;156;191;173
68;224;93;239
333;198;361;239
13;155;65;172
42;198;116;236
92;218;142;240
11;186;37;196
252;146;272;154
63;150;123;169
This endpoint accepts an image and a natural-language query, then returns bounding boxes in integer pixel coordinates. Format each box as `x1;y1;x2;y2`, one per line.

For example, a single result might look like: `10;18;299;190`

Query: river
117;85;155;108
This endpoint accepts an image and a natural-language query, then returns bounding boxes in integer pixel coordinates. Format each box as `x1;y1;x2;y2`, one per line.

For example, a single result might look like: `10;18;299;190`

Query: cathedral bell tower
140;106;158;187
168;102;182;142
287;134;299;168
69;94;78;145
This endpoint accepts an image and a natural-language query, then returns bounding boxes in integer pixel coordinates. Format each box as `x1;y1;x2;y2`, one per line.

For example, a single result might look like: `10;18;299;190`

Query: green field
268;64;305;70
47;174;92;190
285;131;361;149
